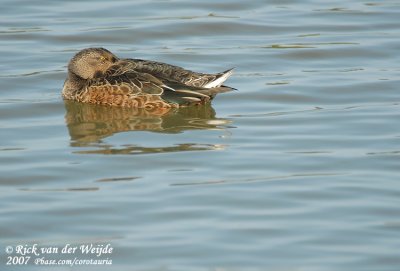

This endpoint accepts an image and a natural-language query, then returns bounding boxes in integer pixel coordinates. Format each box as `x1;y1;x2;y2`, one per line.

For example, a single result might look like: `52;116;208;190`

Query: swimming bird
62;48;234;109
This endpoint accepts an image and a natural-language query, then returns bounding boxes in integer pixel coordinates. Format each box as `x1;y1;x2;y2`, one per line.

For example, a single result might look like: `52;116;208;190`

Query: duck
62;48;234;109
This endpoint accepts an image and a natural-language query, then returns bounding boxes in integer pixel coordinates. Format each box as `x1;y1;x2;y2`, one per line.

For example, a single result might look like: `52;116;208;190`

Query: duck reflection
64;100;231;154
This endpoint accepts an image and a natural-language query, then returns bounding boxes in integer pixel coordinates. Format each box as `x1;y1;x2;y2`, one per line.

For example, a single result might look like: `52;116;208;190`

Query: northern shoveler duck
62;48;234;108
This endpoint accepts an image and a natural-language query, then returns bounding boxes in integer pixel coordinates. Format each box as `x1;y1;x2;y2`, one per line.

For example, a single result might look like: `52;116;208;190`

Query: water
1;0;400;270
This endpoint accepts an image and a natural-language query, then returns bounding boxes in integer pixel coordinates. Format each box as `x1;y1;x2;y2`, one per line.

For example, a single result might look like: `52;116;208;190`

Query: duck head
68;48;119;79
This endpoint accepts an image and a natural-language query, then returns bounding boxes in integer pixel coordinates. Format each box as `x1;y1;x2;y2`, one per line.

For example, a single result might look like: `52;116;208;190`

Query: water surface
1;1;400;270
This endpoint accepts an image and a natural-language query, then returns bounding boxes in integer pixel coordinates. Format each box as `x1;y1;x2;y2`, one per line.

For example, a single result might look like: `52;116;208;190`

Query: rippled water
1;0;400;270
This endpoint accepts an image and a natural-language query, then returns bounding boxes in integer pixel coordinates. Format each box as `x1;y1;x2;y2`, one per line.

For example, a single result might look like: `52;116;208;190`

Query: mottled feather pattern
126;59;221;87
79;85;173;108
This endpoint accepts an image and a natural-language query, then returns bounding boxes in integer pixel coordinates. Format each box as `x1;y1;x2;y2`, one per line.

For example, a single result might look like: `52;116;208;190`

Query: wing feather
84;60;233;107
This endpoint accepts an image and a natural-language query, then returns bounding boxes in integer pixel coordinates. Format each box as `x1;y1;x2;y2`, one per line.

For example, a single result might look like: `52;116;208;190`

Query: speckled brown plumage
62;48;234;108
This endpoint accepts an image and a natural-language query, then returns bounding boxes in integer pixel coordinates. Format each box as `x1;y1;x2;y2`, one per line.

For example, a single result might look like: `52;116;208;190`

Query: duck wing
122;59;234;88
84;61;233;107
88;69;164;96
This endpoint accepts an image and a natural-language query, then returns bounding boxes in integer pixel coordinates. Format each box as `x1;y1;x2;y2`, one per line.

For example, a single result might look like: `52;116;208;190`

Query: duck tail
204;68;235;88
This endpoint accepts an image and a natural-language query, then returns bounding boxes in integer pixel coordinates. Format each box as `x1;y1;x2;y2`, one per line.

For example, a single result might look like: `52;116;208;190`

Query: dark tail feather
196;85;235;96
162;85;234;105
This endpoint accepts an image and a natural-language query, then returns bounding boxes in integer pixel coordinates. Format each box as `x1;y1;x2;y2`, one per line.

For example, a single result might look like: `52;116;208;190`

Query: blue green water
1;1;400;270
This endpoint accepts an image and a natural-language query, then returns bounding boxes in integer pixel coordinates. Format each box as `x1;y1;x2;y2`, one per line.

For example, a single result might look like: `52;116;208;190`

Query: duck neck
62;71;86;99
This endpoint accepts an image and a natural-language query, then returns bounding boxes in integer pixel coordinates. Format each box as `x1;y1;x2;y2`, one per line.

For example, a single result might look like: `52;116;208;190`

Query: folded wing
84;61;234;107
